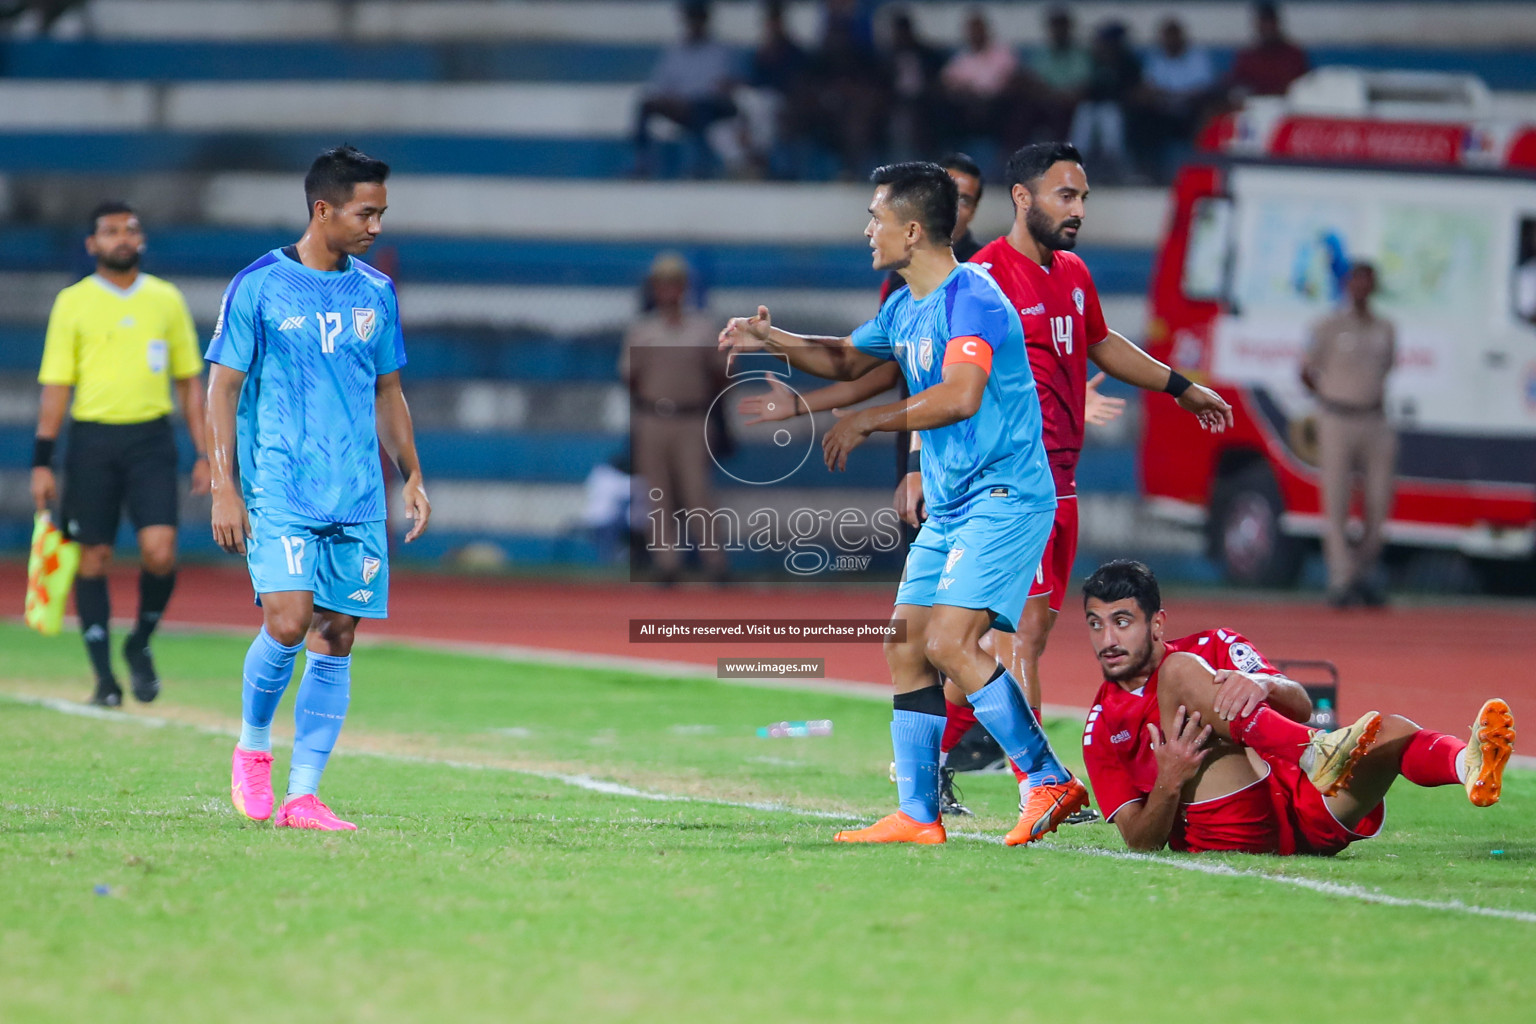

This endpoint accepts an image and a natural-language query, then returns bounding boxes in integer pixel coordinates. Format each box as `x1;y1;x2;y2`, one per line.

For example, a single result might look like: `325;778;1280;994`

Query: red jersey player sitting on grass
1079;559;1514;855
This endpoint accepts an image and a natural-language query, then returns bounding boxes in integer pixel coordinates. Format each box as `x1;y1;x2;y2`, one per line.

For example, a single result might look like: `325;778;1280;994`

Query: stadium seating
2;0;1531;576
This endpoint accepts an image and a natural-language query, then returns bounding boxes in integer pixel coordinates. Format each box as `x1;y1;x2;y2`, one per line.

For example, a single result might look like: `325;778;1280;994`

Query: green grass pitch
2;621;1533;1023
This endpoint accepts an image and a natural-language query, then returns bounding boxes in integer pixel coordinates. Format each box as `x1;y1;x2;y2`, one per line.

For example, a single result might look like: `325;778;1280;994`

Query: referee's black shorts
62;417;179;545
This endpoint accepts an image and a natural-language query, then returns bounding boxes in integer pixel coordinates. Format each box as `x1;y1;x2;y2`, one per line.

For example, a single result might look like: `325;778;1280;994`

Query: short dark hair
304;145;390;216
1255;2;1280;22
870;161;958;244
940;151;985;201
1082;559;1162;620
1005;141;1083;194
89;200;136;233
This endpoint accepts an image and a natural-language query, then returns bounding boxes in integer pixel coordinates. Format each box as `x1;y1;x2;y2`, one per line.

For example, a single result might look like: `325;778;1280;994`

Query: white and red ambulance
1142;69;1536;585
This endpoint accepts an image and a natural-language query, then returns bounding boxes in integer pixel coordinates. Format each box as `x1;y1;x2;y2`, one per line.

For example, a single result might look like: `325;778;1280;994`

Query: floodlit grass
2;621;1533;1023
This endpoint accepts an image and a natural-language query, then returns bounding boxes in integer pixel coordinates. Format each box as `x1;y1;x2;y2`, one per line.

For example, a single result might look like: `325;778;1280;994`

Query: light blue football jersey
206;248;406;523
851;262;1053;518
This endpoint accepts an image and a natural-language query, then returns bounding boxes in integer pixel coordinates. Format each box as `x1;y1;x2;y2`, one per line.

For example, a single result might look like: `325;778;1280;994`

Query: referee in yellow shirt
31;201;210;706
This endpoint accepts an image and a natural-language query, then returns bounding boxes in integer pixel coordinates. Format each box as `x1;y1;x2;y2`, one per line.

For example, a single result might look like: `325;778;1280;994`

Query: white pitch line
945;830;1536;922
7;691;1533;925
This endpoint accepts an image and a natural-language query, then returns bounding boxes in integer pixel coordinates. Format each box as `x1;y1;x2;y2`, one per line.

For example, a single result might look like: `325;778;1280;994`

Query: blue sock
239;628;303;752
891;710;945;823
287;652;351;799
968;669;1069;787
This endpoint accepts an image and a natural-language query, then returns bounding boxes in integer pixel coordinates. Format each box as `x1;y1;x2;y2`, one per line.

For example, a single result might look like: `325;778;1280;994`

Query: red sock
1398;729;1465;788
1229;705;1316;765
941;700;977;753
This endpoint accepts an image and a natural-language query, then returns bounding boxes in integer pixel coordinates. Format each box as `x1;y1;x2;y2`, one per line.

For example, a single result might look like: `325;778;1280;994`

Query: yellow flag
25;512;80;636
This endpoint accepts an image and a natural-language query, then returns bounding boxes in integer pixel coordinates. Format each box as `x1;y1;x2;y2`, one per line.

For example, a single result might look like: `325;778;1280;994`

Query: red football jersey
970;239;1108;485
1081;629;1280;824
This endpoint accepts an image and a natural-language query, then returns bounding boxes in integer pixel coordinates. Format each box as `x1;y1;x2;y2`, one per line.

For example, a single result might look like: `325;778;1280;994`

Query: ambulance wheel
1210;463;1303;587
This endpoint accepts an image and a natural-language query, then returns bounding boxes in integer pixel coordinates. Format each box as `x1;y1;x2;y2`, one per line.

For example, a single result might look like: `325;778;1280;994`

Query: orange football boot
1006;777;1090;846
1465;698;1515;808
835;811;946;844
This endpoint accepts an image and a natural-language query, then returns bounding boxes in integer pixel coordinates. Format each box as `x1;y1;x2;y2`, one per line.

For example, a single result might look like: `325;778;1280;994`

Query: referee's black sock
75;575;115;684
130;569;176;644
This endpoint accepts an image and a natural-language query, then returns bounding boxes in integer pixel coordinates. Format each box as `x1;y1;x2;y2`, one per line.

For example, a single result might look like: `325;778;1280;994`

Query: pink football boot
230;746;275;821
275;794;357;831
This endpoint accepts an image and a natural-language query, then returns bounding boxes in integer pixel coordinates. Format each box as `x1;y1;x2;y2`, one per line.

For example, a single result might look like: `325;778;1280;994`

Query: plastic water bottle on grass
756;720;833;738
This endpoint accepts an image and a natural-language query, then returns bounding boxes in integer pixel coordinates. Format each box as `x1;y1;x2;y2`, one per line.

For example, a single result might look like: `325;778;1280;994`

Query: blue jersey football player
719;161;1089;845
207;145;431;831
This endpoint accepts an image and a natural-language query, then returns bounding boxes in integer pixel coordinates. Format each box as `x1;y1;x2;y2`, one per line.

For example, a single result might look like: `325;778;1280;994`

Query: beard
97;248;141;272
1101;635;1157;682
1025;204;1081;252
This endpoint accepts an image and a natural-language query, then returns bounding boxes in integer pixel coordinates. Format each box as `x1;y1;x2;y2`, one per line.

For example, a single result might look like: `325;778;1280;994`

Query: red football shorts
1169;772;1282;854
1265;757;1386;857
1027;494;1079;613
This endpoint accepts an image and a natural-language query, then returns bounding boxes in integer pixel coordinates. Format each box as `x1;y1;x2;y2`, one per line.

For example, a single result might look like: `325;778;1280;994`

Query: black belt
636;399;710;417
1316;396;1384;416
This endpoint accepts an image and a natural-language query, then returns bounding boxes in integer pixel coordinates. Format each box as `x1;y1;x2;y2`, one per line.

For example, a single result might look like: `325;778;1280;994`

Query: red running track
6;562;1530;736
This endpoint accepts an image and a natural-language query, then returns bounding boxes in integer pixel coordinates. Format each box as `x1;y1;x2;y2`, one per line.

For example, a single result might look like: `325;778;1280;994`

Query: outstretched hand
1177;382;1234;433
738;376;798;425
1085;372;1126;427
718;305;773;355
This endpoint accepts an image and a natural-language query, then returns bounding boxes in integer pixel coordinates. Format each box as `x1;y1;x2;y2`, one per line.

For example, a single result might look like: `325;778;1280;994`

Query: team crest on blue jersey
353;307;378;342
1071;287;1085;315
362;556;381;584
918;337;933;372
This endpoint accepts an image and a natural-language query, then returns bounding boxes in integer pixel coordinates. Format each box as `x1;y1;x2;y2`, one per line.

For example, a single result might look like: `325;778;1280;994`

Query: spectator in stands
0;0;89;36
1070;21;1141;182
1229;1;1309;100
823;0;877;53
940;8;1018;147
884;8;946;160
621;253;731;583
1030;6;1091;98
738;0;811;178
632;1;741;178
996;5;1086;152
1134;17;1217;180
1302;262;1397;608
806;15;888;180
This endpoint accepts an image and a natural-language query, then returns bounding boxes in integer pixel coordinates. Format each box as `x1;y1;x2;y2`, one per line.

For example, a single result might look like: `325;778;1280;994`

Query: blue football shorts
894;497;1054;633
246;506;389;619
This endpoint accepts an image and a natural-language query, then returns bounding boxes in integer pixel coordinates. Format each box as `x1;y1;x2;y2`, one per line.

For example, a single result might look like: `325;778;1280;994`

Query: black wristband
32;436;56;468
906;447;921;475
1164;370;1193;399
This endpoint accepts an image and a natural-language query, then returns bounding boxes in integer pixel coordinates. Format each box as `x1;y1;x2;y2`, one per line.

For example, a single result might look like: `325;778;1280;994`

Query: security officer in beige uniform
1302;262;1396;607
621;253;730;582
